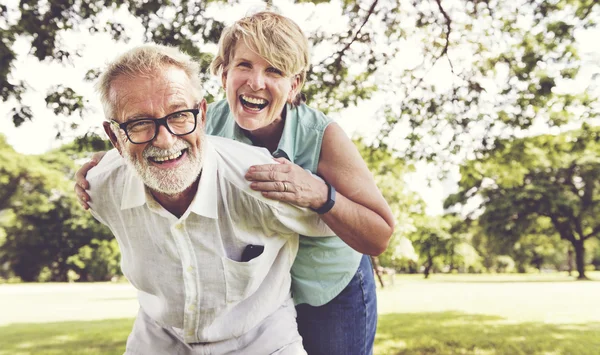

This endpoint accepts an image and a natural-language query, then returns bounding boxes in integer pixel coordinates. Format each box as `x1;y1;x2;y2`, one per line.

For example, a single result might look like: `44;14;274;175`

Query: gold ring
283;182;288;192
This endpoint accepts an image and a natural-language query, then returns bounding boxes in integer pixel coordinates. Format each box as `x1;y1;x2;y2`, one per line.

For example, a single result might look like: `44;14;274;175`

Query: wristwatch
310;180;336;214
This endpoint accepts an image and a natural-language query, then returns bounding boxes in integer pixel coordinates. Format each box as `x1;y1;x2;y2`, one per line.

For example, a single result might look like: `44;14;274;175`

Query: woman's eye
237;62;251;68
267;68;283;75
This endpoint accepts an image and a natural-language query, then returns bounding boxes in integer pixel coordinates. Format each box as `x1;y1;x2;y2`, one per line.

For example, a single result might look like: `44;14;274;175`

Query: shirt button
175;223;184;230
189;304;197;311
187;266;194;273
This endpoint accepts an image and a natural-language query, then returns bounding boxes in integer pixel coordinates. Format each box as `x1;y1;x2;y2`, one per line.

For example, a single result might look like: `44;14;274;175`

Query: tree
2;1;597;163
0;134;114;281
446;125;600;279
355;138;424;275
409;215;456;278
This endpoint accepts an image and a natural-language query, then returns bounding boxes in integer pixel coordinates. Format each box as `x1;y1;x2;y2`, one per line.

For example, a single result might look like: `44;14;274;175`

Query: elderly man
86;44;332;354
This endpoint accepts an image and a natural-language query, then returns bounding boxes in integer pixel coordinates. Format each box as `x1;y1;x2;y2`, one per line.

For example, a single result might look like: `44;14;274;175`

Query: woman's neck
244;117;285;153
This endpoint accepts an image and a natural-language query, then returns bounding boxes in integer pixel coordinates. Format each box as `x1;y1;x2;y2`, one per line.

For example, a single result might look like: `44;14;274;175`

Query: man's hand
74;151;107;210
244;158;328;210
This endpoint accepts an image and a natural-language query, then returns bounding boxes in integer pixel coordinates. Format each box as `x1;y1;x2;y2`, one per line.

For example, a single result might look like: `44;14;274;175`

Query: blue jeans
296;254;377;355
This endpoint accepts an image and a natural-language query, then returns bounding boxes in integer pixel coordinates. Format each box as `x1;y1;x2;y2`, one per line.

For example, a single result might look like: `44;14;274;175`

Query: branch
317;0;378;101
319;0;379;67
579;2;597;20
585;225;600;240
434;0;452;59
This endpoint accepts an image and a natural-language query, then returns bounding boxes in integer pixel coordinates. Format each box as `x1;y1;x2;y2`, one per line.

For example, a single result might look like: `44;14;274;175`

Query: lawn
1;272;599;355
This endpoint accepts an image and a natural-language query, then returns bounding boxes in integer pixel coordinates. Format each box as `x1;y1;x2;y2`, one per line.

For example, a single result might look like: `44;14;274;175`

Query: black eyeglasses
111;109;199;144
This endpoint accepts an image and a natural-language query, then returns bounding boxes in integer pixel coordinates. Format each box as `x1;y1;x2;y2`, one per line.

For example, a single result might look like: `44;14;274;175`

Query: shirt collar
121;166;147;210
119;141;219;219
188;141;218;219
272;104;295;162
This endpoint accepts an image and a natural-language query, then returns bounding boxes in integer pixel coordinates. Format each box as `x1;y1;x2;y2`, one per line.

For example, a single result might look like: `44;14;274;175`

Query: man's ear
103;121;123;155
198;99;208;128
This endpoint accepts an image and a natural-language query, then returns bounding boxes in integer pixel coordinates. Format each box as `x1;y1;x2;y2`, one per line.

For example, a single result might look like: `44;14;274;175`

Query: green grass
1;273;599;354
0;319;133;355
376;312;600;355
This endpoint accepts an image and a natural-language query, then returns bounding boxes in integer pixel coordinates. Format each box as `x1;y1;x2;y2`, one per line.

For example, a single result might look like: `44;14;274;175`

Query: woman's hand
245;158;328;209
74;151;107;210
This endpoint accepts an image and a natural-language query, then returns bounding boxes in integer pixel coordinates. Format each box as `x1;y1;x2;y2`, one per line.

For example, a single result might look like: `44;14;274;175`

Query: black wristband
310;180;336;214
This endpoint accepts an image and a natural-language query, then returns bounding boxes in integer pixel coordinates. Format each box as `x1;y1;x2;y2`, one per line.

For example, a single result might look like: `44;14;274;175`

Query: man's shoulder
207;136;277;203
208;136;273;165
87;149;127;181
87;149;128;198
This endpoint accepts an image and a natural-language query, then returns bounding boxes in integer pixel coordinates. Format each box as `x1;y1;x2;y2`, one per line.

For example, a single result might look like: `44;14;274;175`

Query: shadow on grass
0;318;134;355
376;311;600;355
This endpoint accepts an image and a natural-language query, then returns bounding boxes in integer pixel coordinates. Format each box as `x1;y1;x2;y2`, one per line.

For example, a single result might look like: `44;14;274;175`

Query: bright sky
1;0;598;215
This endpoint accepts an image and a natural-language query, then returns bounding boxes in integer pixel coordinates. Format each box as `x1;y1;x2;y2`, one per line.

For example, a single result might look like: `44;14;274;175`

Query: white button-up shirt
87;136;332;345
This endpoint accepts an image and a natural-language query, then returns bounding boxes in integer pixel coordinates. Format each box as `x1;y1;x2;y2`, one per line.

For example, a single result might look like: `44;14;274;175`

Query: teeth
241;95;267;105
152;151;183;162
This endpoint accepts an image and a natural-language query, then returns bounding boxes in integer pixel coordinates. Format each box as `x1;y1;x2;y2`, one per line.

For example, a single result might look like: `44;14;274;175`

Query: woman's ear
287;75;301;103
221;71;228;90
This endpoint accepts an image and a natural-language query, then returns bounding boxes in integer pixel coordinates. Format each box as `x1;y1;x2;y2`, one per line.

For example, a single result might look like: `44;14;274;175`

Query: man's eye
128;120;153;132
169;112;191;121
237;62;251;68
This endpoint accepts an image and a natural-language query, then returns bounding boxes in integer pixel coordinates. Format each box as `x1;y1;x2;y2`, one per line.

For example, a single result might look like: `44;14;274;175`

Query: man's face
104;65;207;195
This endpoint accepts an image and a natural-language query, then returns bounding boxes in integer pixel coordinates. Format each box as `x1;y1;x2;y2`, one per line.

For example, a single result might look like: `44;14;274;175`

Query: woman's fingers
249;181;291;193
245;163;291;182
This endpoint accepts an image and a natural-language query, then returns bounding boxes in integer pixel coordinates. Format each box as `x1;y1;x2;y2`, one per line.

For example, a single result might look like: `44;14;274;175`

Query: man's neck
150;179;200;218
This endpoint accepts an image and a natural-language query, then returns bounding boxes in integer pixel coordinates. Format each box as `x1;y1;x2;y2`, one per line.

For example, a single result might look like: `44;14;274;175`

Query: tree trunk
573;240;588;280
370;256;385;288
567;248;573;276
423;255;433;279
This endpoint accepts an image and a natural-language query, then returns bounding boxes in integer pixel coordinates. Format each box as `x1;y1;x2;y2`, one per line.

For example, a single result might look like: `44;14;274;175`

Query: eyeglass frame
110;108;200;144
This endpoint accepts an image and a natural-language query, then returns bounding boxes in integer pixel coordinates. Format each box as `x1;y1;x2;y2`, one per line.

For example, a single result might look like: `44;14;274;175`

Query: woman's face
222;42;299;134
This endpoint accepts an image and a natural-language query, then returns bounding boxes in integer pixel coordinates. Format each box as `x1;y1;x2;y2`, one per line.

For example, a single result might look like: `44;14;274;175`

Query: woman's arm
245;123;395;256
315;123;395;255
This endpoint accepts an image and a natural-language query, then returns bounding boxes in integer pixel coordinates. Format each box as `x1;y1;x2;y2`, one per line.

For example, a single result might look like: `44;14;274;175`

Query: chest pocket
221;242;277;304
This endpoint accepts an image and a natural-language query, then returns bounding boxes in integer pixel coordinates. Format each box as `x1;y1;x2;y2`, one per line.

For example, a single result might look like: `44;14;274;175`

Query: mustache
142;139;191;159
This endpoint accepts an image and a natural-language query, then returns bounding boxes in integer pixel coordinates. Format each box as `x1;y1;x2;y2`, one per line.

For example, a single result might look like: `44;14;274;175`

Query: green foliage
3;1;596;162
375;0;599;163
354;138;424;269
0;135;115;282
408;215;457;278
67;239;122;281
447;126;600;279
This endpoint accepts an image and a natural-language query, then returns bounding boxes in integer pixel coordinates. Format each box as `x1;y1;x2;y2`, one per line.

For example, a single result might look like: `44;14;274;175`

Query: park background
0;0;599;354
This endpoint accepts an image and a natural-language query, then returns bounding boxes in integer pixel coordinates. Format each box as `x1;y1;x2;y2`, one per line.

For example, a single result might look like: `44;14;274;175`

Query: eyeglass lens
127;111;196;143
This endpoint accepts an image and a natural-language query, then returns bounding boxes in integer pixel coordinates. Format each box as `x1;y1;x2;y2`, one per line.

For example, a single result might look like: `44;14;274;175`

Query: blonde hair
210;11;310;105
96;44;203;119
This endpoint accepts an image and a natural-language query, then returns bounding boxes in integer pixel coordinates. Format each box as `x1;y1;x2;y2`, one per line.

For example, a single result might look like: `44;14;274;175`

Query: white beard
122;134;204;196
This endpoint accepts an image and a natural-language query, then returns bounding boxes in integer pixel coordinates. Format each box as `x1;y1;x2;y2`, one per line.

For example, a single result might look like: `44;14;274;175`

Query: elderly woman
76;11;394;355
